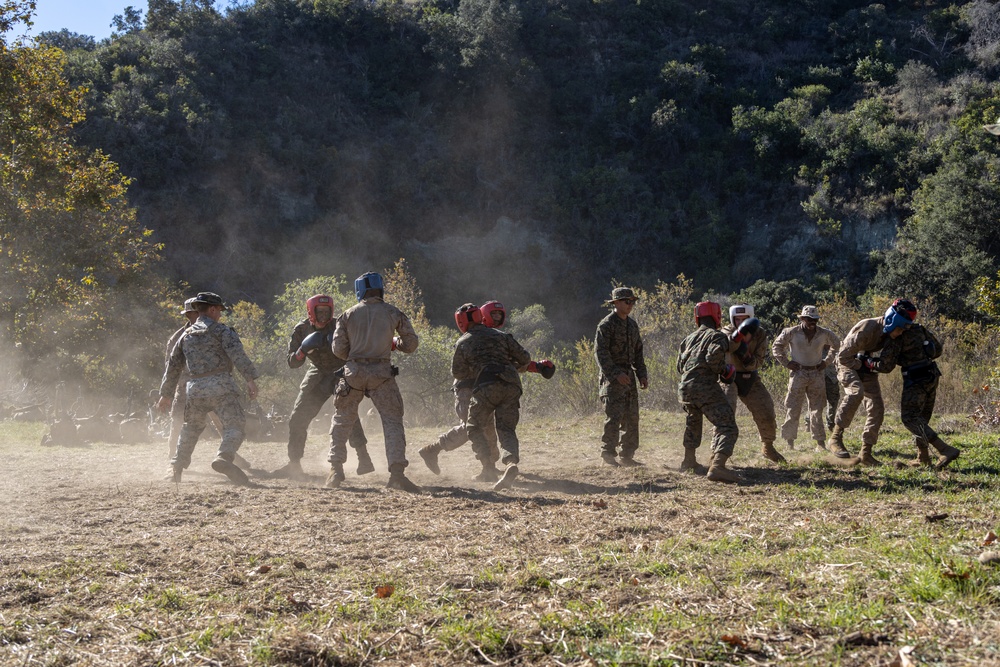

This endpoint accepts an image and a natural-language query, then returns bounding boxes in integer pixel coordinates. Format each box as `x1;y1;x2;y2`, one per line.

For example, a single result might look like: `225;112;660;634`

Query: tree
0;5;171;395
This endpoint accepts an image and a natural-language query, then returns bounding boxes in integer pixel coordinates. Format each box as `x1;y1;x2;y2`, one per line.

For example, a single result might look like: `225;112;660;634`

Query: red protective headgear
454;303;483;333
480;300;506;328
694;301;722;328
891;298;917;321
306;294;335;327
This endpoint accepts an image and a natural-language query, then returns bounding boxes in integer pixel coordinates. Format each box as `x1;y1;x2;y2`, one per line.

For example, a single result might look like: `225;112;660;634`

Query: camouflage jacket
721;322;769;372
676;325;730;392
287;318;344;375
872;324;942;373
595;312;647;385
772;323;839;368
159;316;259;398
837;317;888;371
452;324;532;390
333;297;418;362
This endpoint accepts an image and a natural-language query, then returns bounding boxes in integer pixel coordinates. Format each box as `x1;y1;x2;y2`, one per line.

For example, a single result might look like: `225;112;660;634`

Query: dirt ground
2;412;999;666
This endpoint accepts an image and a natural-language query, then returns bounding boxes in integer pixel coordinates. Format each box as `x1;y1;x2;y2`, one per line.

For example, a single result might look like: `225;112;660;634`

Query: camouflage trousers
168;380;223;459
823;372;839;430
288;368;366;461
329;361;407;469
680;381;738;456
720;376;776;443
467;381;522;466
434;387;499;462
900;377;940;447
600;382;639;456
172;390;245;470
834;367;884;446
780;369;827;445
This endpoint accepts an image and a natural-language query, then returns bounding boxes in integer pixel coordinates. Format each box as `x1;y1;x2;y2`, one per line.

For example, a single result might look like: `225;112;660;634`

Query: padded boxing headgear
354;272;384;301
883;298;916;334
306;294;335;327
480;300;506;328
729;303;754;323
454;303;483;333
694;301;722;328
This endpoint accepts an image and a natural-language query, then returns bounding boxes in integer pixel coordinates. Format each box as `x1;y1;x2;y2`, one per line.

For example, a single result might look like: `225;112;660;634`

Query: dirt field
2;412;999;666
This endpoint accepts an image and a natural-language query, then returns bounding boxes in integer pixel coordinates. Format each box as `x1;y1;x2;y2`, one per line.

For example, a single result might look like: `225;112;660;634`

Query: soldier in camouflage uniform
453;305;552;491
866;299;960;469
677;301;746;483
717;304;783;463
772;305;840;452
326;273;420;492
271;295;371;481
418;303;500;481
165;298;200;461
595;287;648;466
158;292;260;485
828;308;892;463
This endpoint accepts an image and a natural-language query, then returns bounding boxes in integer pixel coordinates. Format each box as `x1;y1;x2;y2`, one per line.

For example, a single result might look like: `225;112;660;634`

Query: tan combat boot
212;456;250;485
706;452;742;484
418;443;442;475
473;463;501;483
493;464;519;491
761;441;786;463
601;450;620;467
679;447;706;474
929;436;960;470
165;466;182;483
826;425;852;459
906;439;933;467
856;443;882;466
324;462;345;489
271;459;304;480
386;463;422;493
354;444;375;475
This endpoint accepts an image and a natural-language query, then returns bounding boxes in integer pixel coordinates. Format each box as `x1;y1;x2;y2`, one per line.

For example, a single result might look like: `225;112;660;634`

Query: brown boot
679;447;706;474
473;464;501;483
601;450;620;467
271;459;304;480
826;425;852;459
212;456;250;485
354;445;375;475
493;464;519;491
165;466;182;483
906;440;933;467
929;436;960;470
418;444;442;475
386;463;422;493
706;452;742;484
761;441;786;463
324;462;345;489
857;443;882;466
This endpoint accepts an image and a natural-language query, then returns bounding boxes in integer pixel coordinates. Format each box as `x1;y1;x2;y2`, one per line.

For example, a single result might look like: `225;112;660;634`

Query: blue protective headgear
882;305;913;334
354;272;384;301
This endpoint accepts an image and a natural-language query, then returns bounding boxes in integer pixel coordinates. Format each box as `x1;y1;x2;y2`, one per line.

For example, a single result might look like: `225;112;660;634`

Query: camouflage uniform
160;315;260;470
452;324;532;466
677;326;738;456
286;318;366;462
430;382;499;460
165;323;189;460
833;317;888;447
872;324;944;450
772;323;840;446
717;322;776;445
595;311;648;458
328;297;418;470
822;363;839;431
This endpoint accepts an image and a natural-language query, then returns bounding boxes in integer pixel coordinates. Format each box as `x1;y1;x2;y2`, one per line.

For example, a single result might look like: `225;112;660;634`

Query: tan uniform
718;323;776;445
772;324;840;446
328;297;418;469
834;317;887;446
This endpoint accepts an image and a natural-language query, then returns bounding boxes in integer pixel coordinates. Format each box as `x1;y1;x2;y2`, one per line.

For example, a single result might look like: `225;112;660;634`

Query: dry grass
2;412;1000;666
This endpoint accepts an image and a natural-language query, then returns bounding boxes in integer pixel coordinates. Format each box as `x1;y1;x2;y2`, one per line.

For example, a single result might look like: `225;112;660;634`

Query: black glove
720;364;736;384
538;360;556;379
300;331;330;355
737;317;761;338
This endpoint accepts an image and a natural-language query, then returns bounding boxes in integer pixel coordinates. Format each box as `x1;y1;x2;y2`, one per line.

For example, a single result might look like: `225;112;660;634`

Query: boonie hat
191;292;229;310
607;287;638;304
181;298;198;315
799;305;820;320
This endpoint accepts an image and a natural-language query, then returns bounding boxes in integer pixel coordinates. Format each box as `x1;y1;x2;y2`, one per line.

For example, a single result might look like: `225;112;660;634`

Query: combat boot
212;456;250;485
165;466;182;483
706;452;742;484
473;464;501;483
493;464;519;491
618;453;642;467
857;443;882;467
907;440;933;467
386;463;421;493
761;441;786;463
601;450;620;467
271;459;304;480
418;443;442;475
324;462;345;489
679;447;706;474
929;436;960;470
355;445;375;475
785;438;795;451
826;425;852;459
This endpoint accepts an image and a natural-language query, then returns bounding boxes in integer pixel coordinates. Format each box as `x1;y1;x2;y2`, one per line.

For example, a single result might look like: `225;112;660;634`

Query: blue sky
12;0;148;40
